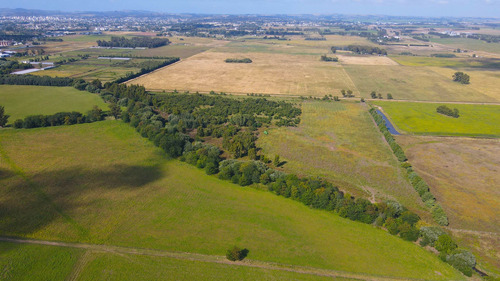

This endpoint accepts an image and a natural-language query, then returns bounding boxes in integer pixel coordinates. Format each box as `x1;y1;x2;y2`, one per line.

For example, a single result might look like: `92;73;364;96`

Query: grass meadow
430;38;500;55
257;101;429;217
391;56;500;69
344;65;496;102
373;101;500;137
76;251;355;281
0;85;107;123
0;241;82;281
0;121;463;280
396;135;500;274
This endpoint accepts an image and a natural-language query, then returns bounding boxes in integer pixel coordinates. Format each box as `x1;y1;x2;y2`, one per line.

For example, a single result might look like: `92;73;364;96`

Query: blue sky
4;0;500;17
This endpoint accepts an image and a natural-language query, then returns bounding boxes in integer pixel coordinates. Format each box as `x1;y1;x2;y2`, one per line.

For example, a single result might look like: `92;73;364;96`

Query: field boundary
0;236;431;281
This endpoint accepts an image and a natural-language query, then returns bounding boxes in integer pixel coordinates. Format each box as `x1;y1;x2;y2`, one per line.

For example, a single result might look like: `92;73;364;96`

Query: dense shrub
437;105;459;118
225;58;252;63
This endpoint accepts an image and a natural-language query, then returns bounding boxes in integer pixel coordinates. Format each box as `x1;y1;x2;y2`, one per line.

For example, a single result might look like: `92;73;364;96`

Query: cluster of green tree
320;55;338;62
225;58;253;63
320;94;341;102
420;228;476;276
54;57;79;66
262;36;288;40
341;89;355;98
437;105;460;118
0;74;74;86
452;72;470;84
246;93;272;97
0;60;33;75
370;91;393;99
431;53;457;58
113;57;179;83
305;37;326;41
12;106;104;129
27;55;50;62
347;45;387;55
96;36;170;48
369;108;406;162
41;38;63;42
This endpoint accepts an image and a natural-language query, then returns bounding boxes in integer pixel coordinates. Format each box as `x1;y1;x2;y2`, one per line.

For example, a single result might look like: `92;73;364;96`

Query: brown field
337;54;398;65
396;135;500;233
130;51;358;96
396;135;500;274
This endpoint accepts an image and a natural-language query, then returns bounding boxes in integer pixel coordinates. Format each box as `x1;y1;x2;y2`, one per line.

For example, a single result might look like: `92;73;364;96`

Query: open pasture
257;101;427;216
344;65;495;102
427;66;500;102
130;51;357;96
430;37;500;55
396;135;500;273
373;101;500;137
0;85;107;123
0;121;462;280
391;55;500;69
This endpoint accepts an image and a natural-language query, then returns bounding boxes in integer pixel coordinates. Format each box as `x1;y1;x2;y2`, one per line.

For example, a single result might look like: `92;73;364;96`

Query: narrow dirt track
0;236;427;281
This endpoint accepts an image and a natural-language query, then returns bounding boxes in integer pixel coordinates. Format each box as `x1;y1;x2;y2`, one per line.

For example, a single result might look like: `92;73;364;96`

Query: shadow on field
0;164;164;248
0;167;15;180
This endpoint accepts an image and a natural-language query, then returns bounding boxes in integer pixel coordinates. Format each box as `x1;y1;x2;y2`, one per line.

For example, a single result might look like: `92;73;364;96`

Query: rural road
0;236;430;281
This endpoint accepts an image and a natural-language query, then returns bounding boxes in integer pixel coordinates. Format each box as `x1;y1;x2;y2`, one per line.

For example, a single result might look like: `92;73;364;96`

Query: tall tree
0;105;9;127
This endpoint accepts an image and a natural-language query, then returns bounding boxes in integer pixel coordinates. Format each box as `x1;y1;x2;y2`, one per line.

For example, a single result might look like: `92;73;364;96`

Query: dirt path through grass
0;236;428;281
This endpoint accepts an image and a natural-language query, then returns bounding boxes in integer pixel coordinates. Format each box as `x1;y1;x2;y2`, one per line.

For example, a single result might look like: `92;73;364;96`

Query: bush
431;204;449;226
226;246;248;261
446;249;476;277
435;234;457;254
420;226;446;247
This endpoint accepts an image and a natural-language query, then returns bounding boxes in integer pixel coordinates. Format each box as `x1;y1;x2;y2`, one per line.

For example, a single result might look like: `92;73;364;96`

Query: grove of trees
452;72;470;84
96;36;170;48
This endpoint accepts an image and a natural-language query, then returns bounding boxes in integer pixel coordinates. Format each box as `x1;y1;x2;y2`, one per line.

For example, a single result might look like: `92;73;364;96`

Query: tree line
96;36;170;48
320;55;338;62
12;107;105;129
346;45;387;55
369;107;449;226
0;60;33;75
225;58;253;63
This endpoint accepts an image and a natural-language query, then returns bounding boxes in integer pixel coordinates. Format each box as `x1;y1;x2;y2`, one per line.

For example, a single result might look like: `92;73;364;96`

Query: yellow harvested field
131;51;358;96
427;67;500;102
337;54;398;65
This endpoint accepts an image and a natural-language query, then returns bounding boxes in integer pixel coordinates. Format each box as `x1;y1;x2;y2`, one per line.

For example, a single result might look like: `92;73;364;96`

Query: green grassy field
344;65;495;102
76;251;355;281
430;38;500;54
257;101;428;217
373;101;500;137
0;121;463;280
0;241;82;281
391;55;500;69
0;85;107;123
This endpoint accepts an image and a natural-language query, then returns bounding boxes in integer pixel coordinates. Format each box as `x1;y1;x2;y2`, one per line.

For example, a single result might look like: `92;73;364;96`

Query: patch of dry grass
396;135;500;233
257;101;429;217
